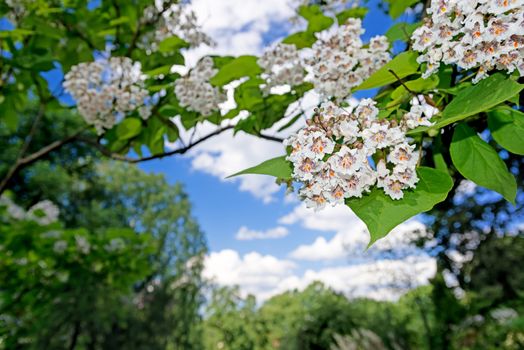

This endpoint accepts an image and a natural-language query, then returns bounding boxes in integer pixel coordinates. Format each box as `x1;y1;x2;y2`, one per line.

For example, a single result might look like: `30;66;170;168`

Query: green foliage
450;123;517;204
210;56;263;87
488;108;524;155
336;7;369;24
387;0;420;19
228;156;292;180
355;51;420;91
347;167;454;245
385;22;420;43
433;73;524;129
117;117;143;140
282;5;334;49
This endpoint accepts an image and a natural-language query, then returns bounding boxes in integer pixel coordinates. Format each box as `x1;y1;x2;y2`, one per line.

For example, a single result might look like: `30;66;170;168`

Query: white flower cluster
141;0;213;52
0;196;60;225
5;0;28;21
75;235;91;254
258;43;305;93
174;57;226;116
285;98;438;210
307;18;391;99
412;0;524;83
64;57;150;134
27;200;60;226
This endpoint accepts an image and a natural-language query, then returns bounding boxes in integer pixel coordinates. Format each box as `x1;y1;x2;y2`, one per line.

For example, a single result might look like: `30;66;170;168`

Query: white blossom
140;1;213;53
258;43;305;93
307;18;390;100
174;57;227;116
27;200;60;226
75;235;91;255
53;240;68;254
412;0;524;82
104;238;126;252
63;57;149;134
285;96;433;207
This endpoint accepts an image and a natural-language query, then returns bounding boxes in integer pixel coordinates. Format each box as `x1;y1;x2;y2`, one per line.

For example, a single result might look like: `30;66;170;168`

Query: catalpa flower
412;0;524;82
285;97;434;208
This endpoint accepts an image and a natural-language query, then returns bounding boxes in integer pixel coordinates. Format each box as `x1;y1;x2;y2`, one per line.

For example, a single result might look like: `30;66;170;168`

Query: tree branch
77;125;236;163
0;127;87;196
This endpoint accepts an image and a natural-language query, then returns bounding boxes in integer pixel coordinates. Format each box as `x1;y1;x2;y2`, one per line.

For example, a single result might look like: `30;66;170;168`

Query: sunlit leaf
450;123;517;204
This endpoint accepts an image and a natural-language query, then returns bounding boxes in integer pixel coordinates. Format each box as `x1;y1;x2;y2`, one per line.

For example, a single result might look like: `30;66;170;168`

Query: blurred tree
0;107;207;349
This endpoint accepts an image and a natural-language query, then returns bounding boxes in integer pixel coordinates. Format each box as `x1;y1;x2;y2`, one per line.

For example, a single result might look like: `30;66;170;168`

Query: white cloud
203;249;297;301
204;249;436;302
182;0;297;66
282;255;437;301
236;226;289;240
282;203;427;261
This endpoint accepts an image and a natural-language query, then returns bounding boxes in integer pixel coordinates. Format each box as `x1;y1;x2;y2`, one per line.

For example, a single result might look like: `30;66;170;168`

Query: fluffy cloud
236;226;289;240
182;0;296;66
282;203;426;261
203;250;297;301
203;249;436;302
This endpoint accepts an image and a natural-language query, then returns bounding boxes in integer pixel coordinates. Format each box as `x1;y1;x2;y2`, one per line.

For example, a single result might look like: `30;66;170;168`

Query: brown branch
388;69;415;95
258;133;284;143
0;127;87;196
77;125;236;163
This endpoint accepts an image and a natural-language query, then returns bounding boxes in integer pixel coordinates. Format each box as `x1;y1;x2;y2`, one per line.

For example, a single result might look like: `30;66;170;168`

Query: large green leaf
488;108;524;155
158;36;189;53
282;31;317;49
116;118;142;140
281;5;334;49
355;51;419;91
336;7;368;24
385;22;420;42
450;124;517;204
227;156;292;180
210;56;262;86
347;167;453;246
298;5;334;32
388;0;420;19
434;74;523;129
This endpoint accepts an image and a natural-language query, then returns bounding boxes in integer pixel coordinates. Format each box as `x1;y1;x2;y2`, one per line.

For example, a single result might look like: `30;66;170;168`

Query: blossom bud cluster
412;0;524;83
285;98;437;210
307;18;391;99
258;43;305;92
0;196;59;226
141;1;213;52
63;57;150;134
174;57;227;116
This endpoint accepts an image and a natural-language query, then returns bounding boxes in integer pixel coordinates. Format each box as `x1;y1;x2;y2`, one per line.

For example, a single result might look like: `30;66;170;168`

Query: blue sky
18;0;434;301
135;0;435;301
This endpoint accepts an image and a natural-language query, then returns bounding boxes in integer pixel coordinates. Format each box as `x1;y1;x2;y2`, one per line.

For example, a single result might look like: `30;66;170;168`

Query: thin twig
388;69;415;95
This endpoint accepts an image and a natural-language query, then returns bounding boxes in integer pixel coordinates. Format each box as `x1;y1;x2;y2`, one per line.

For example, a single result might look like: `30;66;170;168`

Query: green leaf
282;31;317;49
298;5;334;32
336;7;369;24
390;75;439;100
144;65;173;77
227;156;292;180
387;0;420;19
347;167;453;246
116;118;142;140
355;51;419;91
450;123;517;204
434;73;524;129
210;56;262;86
158;35;189;53
432;134;449;175
385;22;420;42
488;108;524;155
